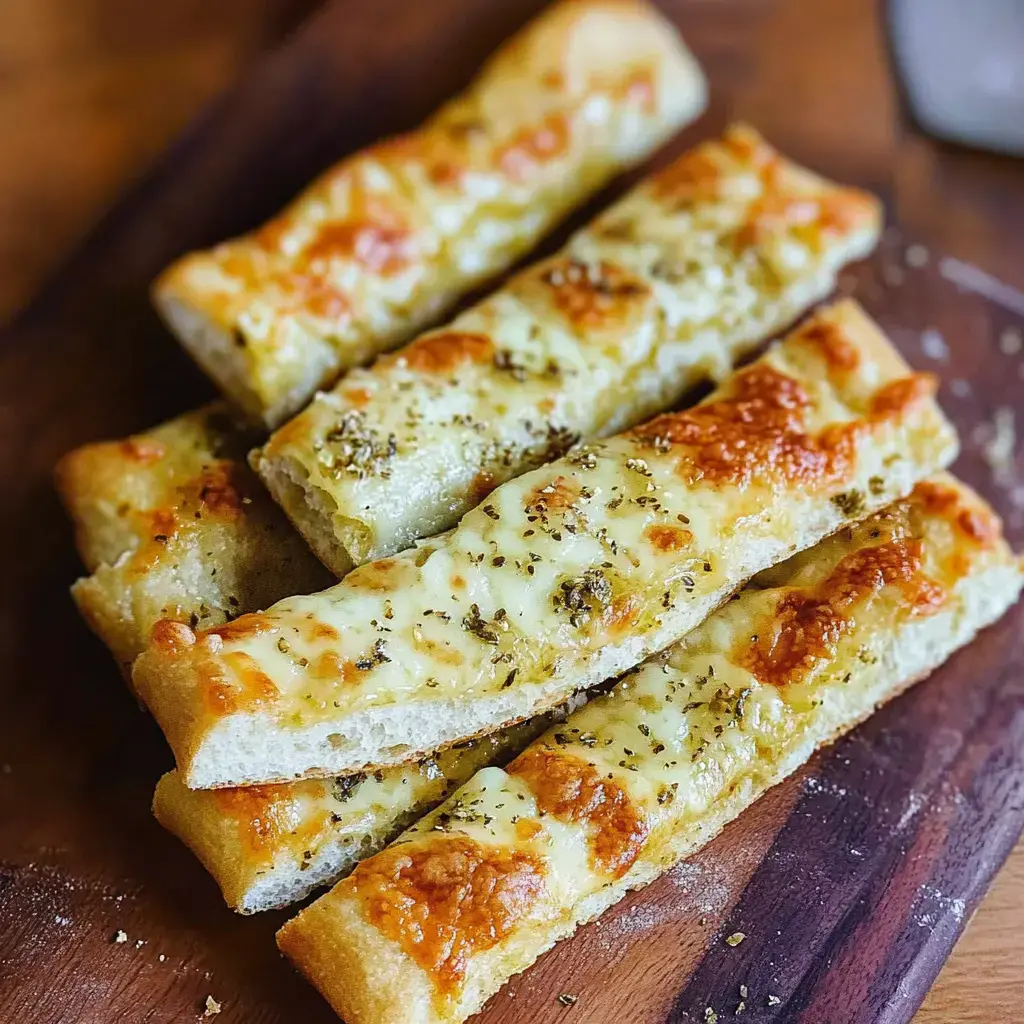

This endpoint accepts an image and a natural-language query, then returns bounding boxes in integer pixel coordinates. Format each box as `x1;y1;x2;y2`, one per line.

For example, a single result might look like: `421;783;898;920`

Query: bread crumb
905;244;929;268
999;326;1023;356
982;407;1017;487
113;930;128;944
920;328;949;362
158;954;166;962
203;995;222;1017
881;265;905;288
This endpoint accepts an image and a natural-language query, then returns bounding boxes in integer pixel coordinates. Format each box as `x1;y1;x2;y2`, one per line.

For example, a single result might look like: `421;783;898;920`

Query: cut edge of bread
249;446;361;577
152;291;264;425
153;770;426;913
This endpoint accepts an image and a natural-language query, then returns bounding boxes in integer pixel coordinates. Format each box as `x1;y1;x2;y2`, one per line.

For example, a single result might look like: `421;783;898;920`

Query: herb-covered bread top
132;301;958;788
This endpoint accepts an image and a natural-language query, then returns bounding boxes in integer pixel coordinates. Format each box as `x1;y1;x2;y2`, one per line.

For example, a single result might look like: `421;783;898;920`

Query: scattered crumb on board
979;407;1017;487
919;328;949;362
905;244;929;268
973;406;1023;525
1000;326;1023;355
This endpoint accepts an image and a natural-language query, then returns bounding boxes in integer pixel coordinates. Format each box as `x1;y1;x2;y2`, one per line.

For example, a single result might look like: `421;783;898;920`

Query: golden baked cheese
254;124;883;575
276;475;1023;1024
153;701;582;914
132;301;958;789
154;0;708;427
55;404;332;675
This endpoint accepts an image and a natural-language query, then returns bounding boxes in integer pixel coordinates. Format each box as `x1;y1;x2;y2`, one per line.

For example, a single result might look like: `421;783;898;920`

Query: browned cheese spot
207;613;278;644
346;557;419;594
616;67;657;112
310;650;354;682
192;462;246;516
363;129;467;189
797;318;861;377
468;471;498;507
631;365;854;490
651;148;729;203
394;332;495;375
525;475;581;515
119;437;167;465
911;480;1002;549
603;591;641;638
214;781;327;860
149;619;197;655
737;539;946;689
347;836;546;1000
643;523;694;552
496;113;570;181
274;270;351;322
735;188;879;251
542;258;650;330
508;748;649;878
651;125;778;204
202;650;280;715
342;387;373;408
305;215;415;277
128;509;180;575
869;374;938;420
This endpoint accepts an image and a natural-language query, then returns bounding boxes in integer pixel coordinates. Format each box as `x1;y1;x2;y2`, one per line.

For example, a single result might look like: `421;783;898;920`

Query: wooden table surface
2;1;1021;1021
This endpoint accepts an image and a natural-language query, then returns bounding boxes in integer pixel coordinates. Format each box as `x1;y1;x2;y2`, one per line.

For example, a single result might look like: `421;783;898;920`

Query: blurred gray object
888;0;1024;156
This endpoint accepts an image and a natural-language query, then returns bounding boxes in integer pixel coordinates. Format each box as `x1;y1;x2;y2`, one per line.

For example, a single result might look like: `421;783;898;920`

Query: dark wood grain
0;1;1021;1022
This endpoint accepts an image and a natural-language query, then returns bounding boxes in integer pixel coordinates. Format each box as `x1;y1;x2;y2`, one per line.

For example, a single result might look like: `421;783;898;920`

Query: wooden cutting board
1;2;1022;1022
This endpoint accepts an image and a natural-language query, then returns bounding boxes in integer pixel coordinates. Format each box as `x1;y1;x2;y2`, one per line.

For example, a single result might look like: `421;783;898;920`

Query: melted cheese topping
55;405;330;672
327;476;1019;1007
134;302;958;778
155;0;706;425
256;124;882;569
